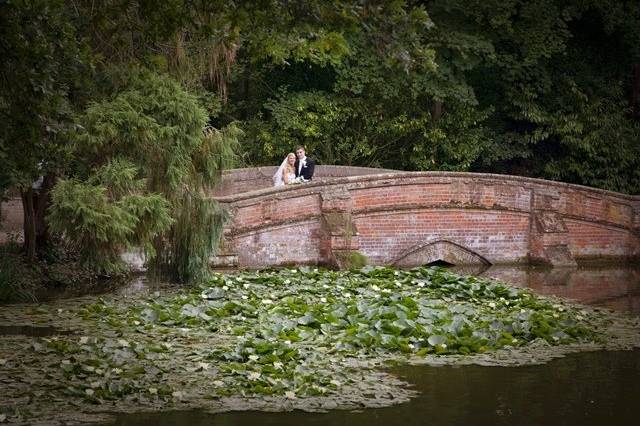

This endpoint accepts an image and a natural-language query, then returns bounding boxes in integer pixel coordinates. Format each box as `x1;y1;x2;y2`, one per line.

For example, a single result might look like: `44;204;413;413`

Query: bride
272;153;297;186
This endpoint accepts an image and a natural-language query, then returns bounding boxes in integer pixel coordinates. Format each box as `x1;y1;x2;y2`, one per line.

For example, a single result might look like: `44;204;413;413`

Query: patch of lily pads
1;266;639;424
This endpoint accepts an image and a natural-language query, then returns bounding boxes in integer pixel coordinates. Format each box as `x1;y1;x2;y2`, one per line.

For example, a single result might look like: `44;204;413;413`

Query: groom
294;145;315;181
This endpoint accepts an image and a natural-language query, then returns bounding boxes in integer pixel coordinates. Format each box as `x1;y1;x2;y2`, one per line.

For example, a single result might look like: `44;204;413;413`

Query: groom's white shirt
298;156;307;174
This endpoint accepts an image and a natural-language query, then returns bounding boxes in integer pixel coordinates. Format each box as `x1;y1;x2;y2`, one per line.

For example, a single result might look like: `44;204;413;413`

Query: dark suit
294;157;315;180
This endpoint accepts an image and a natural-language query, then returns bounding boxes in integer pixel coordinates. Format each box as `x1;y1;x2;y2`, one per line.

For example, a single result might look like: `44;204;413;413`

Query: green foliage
48;167;173;273
0;244;38;303
334;251;368;270
49;70;239;280
0;0;89;191
224;0;640;193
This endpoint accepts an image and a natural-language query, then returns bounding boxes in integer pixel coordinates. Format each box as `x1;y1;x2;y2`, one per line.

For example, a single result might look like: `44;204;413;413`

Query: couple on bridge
272;145;316;186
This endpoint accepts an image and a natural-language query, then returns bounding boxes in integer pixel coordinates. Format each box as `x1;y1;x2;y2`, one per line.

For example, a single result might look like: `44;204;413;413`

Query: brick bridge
211;166;640;269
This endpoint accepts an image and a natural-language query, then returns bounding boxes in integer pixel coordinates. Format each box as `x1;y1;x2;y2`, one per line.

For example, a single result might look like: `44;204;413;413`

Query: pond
114;349;640;426
1;264;638;424
112;264;640;426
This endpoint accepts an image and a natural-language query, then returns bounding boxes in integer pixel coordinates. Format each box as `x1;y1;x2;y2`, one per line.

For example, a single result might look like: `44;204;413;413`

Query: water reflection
468;265;640;316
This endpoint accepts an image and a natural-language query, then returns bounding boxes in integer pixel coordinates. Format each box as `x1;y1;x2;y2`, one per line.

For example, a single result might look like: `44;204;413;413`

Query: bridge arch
211;167;640;269
392;239;491;267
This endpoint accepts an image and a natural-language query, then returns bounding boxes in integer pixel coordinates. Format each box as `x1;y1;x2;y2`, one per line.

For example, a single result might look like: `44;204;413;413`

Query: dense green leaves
48;72;239;279
228;0;640;193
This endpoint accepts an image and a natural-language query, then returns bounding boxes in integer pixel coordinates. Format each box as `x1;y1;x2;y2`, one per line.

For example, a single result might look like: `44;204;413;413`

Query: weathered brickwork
212;170;640;269
3;167;639;268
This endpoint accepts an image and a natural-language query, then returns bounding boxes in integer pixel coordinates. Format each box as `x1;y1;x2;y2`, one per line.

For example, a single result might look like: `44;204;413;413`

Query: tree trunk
432;100;443;122
632;64;640;119
21;188;36;261
20;174;55;261
35;174;55;250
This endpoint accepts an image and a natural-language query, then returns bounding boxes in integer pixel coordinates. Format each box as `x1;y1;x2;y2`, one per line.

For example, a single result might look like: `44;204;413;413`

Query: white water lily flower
344;293;351;298
222;285;229;290
417;282;425;288
133;320;141;325
243;283;250;289
488;302;496;308
273;362;283;369
241;295;249;300
284;340;291;346
314;268;319;272
85;389;94;396
284;279;291;284
441;343;447;349
262;299;273;304
248;372;261;380
512;339;518;344
320;297;327;303
285;391;296;399
371;285;380;291
408;343;415;349
149;388;158;395
248;355;259;361
553;313;559;318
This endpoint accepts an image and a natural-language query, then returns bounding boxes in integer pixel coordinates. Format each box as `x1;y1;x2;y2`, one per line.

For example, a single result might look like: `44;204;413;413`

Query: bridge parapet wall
213;171;640;269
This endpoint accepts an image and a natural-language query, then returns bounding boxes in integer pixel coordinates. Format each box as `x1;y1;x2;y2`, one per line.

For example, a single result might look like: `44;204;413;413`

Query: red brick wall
4;169;639;268
214;171;640;268
355;210;530;264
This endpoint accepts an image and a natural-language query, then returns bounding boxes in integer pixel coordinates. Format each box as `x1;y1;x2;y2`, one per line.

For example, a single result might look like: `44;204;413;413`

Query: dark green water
0;325;70;336
115;350;640;426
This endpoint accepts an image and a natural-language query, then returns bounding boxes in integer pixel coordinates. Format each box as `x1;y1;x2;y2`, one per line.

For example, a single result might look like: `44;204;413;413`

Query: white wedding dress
273;156;296;186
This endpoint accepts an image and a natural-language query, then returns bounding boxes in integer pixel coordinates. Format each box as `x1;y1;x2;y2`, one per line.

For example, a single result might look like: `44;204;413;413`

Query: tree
48;70;240;281
0;0;91;259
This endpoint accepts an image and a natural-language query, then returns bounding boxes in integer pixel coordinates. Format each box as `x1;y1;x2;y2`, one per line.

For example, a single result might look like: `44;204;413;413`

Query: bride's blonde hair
285;152;296;172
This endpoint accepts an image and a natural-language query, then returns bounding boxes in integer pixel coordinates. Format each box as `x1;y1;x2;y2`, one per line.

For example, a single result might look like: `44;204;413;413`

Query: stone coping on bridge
213;165;398;196
213;170;640;203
